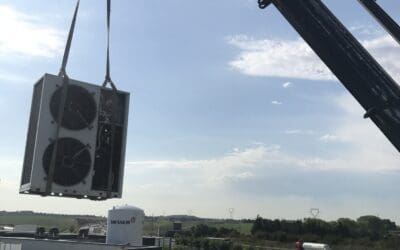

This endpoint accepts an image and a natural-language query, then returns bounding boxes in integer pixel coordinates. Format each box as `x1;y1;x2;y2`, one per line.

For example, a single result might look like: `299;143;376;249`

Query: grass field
0;214;76;232
0;212;104;232
1;212;399;249
145;218;253;236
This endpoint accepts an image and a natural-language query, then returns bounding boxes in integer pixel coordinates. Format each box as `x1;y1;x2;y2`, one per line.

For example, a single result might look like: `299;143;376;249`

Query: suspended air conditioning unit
20;73;129;200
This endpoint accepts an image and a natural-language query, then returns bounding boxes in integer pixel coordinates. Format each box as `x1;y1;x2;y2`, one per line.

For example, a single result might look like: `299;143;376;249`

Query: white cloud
284;129;316;135
2;130;399;219
271;100;282;105
349;24;383;37
221;171;255;182
124;111;400;220
0;71;30;84
126;160;197;170
0;179;18;191
319;134;339;142
228;35;400;82
362;35;400;82
128;146;271;172
127;145;285;187
127;95;400;189
282;81;292;88
0;5;63;58
228;35;336;81
127;142;379;192
326;93;400;172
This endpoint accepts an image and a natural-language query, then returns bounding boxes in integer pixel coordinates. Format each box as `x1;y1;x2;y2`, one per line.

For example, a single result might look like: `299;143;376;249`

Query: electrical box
20;73;129;200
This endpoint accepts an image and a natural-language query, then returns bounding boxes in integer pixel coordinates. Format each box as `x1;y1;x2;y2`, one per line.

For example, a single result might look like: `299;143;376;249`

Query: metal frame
358;0;400;45
260;0;400;153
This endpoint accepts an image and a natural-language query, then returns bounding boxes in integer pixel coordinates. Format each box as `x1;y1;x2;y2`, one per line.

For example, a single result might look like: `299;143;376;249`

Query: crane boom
259;0;400;153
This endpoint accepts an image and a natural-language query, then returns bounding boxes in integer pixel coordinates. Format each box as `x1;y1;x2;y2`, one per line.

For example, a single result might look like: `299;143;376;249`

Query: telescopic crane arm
258;0;400;153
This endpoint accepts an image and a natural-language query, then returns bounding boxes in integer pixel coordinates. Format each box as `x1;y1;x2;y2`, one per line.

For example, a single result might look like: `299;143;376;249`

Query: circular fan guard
43;138;91;186
50;84;97;130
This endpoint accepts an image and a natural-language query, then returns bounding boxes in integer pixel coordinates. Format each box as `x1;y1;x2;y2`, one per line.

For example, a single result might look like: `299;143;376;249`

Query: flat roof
0;236;161;250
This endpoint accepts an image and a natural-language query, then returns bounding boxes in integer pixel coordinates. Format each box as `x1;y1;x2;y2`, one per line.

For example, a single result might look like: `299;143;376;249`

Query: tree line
175;215;400;249
251;215;398;244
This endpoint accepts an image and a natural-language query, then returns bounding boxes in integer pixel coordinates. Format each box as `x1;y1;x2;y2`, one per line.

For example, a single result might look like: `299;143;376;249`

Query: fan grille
50;84;97;130
43;138;91;186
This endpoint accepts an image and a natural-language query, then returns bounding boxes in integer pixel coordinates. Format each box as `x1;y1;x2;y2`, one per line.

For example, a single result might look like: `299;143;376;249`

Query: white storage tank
106;205;145;246
303;242;331;250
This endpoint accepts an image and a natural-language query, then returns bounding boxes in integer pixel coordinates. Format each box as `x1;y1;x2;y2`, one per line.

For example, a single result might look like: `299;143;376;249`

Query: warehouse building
0;206;164;250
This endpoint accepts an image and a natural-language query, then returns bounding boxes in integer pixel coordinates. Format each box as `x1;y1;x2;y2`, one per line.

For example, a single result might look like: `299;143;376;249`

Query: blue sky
0;0;400;222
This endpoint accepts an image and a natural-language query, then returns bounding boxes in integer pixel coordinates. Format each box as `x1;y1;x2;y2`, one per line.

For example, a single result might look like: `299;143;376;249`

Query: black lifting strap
103;0;117;91
59;0;80;78
45;0;80;195
103;0;118;198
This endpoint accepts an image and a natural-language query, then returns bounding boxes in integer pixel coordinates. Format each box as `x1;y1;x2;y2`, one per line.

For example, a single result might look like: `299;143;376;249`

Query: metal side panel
20;76;45;187
28;74;63;192
91;88;130;198
118;91;130;197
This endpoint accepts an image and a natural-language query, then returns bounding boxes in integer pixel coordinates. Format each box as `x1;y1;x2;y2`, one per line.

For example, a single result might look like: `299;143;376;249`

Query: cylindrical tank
302;242;331;250
106;205;145;246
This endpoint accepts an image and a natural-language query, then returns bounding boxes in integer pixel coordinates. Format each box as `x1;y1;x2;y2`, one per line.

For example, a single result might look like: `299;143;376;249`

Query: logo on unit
110;217;136;225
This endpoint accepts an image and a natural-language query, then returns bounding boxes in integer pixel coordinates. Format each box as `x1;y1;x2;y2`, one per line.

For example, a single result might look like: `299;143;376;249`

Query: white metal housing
106;205;145;246
20;73;129;200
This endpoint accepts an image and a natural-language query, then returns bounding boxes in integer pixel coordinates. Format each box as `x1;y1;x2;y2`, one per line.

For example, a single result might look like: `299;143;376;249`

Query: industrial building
0;205;164;250
0;237;161;250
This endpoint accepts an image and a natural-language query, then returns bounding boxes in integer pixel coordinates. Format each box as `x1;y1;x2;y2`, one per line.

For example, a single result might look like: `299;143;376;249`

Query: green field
2;212;398;250
145;218;253;236
0;212;104;232
0;212;252;235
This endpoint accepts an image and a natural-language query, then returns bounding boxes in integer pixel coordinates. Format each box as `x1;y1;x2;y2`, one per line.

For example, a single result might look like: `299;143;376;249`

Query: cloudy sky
0;0;400;222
